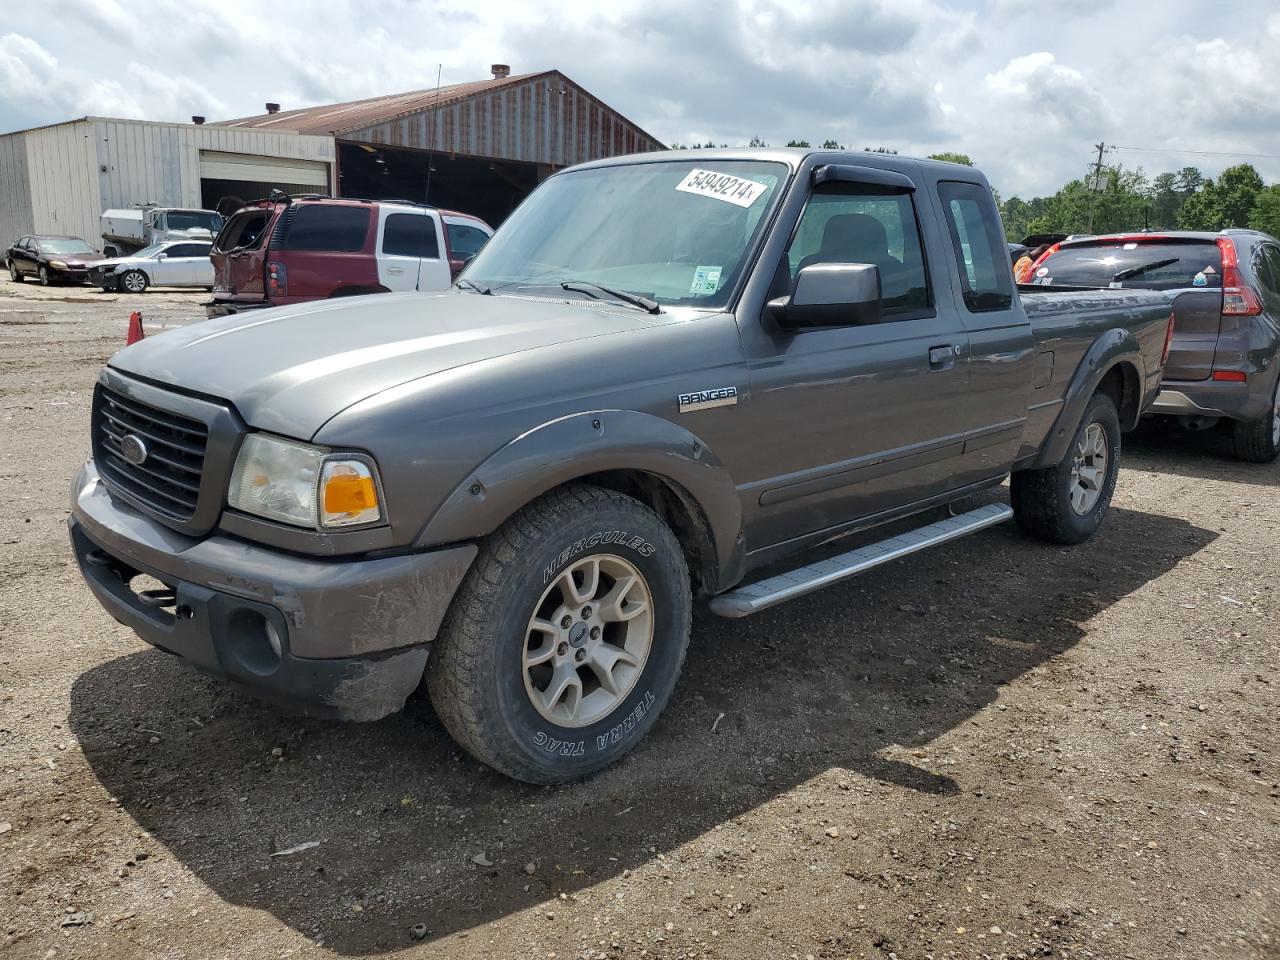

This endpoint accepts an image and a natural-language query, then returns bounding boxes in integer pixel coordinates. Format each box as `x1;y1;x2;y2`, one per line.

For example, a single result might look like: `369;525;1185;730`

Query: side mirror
156;252;167;259
767;263;882;329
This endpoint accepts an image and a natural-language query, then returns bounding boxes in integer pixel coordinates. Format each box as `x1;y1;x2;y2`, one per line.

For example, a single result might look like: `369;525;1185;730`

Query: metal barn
0;118;335;249
219;66;665;226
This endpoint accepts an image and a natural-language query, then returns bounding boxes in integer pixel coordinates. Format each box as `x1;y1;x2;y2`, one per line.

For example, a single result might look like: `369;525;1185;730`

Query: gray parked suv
1031;230;1280;462
70;149;1175;783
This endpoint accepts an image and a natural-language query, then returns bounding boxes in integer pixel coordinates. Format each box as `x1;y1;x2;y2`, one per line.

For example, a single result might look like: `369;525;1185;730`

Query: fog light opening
226;608;285;675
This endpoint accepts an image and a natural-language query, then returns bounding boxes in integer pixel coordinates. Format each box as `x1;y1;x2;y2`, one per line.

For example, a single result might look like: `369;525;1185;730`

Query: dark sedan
6;235;105;285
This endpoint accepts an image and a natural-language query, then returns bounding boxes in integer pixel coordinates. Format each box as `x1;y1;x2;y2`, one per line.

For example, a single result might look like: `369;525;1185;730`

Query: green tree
785;139;811;148
928;152;974;166
1149;172;1181;229
863;146;898;155
1174;166;1204;195
1178;164;1264;230
747;137;769;148
1249;184;1280;238
821;139;844;150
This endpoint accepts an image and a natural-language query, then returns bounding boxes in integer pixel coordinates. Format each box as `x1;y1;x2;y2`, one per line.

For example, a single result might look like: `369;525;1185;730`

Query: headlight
227;434;383;529
48;259;67;270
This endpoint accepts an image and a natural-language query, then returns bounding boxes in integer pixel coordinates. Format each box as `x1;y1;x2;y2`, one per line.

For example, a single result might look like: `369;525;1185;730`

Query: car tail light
1211;369;1248;382
1161;310;1175;365
1215;237;1262;316
267;260;287;298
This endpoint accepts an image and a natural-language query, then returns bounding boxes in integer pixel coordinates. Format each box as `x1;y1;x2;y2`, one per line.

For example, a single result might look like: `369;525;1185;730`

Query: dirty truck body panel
70;148;1172;727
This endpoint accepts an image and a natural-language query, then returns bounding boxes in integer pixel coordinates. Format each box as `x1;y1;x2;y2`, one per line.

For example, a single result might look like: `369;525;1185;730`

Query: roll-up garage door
199;151;329;187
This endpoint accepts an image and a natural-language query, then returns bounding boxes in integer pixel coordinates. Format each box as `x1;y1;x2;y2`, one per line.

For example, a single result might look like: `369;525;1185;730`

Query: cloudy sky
3;0;1279;198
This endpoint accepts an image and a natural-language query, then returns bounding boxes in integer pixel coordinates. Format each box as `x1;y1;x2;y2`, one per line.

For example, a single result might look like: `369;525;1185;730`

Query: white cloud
4;1;1280;197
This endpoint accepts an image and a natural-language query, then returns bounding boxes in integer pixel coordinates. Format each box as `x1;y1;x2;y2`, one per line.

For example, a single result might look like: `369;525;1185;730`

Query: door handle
387;266;405;275
928;344;960;368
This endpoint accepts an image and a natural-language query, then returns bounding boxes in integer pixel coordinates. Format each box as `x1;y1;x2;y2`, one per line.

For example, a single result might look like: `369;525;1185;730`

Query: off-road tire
1231;377;1280;464
427;484;692;784
1011;392;1121;545
120;270;148;293
8;261;22;283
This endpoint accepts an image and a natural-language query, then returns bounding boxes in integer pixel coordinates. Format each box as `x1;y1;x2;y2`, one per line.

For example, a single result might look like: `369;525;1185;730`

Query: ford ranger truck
70;149;1175;784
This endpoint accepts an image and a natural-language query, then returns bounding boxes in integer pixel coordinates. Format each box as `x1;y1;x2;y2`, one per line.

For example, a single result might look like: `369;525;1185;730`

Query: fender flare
415;409;743;584
1032;328;1146;468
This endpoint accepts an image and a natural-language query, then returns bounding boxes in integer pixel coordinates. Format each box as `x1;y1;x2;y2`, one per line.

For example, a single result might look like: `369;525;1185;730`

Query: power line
1111;144;1280;161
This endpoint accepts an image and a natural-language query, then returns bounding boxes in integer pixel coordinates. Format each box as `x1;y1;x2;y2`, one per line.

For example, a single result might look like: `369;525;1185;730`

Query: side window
1261;245;1280;296
281;205;370;253
937;180;1014;312
169;243;209;258
447;222;490;258
214;211;270;252
383;213;440;259
784;181;931;318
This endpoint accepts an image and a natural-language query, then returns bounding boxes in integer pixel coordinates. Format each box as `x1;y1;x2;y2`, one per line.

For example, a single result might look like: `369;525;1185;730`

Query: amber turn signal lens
319;459;382;527
324;473;376;513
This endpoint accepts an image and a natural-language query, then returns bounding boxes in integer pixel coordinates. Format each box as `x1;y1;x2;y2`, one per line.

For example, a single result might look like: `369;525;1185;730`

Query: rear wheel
1011;392;1121;545
427;484;692;784
1231;378;1280;463
120;270;148;293
8;261;21;283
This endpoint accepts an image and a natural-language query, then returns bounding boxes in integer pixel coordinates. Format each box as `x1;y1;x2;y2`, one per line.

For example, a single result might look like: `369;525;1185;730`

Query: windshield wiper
1112;257;1179;282
457;278;492;295
560;280;661;314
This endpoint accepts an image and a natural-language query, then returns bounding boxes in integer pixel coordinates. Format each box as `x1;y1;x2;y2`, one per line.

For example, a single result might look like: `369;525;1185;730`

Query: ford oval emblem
120;434;148;466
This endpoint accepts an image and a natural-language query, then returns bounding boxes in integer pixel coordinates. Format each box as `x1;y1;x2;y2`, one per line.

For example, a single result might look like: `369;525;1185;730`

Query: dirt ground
0;278;1276;960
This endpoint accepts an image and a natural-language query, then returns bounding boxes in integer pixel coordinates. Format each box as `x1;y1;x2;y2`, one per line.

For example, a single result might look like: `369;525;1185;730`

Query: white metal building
0;117;335;249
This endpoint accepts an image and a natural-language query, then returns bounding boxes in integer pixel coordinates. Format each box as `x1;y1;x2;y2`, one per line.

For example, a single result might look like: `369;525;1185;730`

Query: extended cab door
733;164;974;551
377;208;450;292
930;180;1036;480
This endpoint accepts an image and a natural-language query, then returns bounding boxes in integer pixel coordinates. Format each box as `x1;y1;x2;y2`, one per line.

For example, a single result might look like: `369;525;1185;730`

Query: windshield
40;239;95;255
1034;239;1223;290
166;211;222;232
132;244;166;259
464;159;788;309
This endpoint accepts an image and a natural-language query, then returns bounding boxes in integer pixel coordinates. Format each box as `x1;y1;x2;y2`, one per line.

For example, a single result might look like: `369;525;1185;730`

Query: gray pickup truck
70;149;1174;784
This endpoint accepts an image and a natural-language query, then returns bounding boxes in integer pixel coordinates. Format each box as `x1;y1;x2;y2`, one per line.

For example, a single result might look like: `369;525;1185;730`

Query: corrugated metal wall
93;119;336;212
23;121;102;248
0;132;34;247
343;74;662;167
0;118;336;251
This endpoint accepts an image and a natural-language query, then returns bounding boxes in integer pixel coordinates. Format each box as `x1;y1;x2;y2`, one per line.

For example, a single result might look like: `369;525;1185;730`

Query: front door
735;172;973;552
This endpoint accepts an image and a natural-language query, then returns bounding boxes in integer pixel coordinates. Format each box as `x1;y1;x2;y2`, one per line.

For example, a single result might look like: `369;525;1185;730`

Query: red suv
207;196;492;317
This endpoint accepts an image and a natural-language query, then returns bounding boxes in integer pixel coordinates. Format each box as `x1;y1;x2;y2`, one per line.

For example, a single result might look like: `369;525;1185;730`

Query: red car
207;197;492;317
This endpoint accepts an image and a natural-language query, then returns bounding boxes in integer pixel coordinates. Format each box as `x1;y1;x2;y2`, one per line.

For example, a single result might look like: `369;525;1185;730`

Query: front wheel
38;266;50;286
119;269;148;293
427;484;692;784
1011;391;1121;545
1231;378;1280;463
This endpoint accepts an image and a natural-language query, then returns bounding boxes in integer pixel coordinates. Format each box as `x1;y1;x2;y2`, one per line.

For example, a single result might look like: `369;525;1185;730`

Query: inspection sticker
689;265;723;296
675;169;768;208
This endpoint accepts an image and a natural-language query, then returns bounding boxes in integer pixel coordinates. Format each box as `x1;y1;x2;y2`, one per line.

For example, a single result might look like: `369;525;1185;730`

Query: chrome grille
93;385;209;520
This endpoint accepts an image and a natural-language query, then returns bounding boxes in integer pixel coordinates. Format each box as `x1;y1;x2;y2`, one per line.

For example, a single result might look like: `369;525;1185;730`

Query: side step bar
709;503;1014;618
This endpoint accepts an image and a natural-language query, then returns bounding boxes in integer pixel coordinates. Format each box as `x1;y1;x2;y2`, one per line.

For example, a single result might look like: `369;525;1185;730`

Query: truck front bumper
69;461;477;721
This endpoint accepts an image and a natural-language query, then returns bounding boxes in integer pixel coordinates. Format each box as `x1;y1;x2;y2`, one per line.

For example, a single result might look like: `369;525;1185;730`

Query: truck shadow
69;506;1213;954
1124;418;1280;486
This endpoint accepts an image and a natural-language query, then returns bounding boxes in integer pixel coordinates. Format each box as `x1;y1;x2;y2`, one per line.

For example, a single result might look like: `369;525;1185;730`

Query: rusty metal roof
218;71;548;135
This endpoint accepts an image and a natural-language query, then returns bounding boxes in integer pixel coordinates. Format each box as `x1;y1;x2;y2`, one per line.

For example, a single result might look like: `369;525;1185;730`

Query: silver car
91;240;214;293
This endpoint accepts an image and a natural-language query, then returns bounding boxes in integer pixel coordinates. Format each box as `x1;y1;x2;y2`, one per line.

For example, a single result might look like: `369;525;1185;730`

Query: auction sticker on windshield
676;169;769;208
690;265;723;296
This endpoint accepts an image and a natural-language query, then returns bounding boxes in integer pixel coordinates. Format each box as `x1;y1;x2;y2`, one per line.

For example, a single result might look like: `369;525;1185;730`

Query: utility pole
1087;141;1106;233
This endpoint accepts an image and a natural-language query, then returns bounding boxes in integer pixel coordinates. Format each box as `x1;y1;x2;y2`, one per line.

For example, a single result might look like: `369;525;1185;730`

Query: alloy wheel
522;554;654;728
1069;422;1108;515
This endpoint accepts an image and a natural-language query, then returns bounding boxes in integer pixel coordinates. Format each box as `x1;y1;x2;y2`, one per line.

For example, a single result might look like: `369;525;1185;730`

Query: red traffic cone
126;311;145;345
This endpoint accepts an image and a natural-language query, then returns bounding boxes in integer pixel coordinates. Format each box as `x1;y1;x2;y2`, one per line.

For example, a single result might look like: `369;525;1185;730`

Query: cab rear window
1034;240;1223;290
